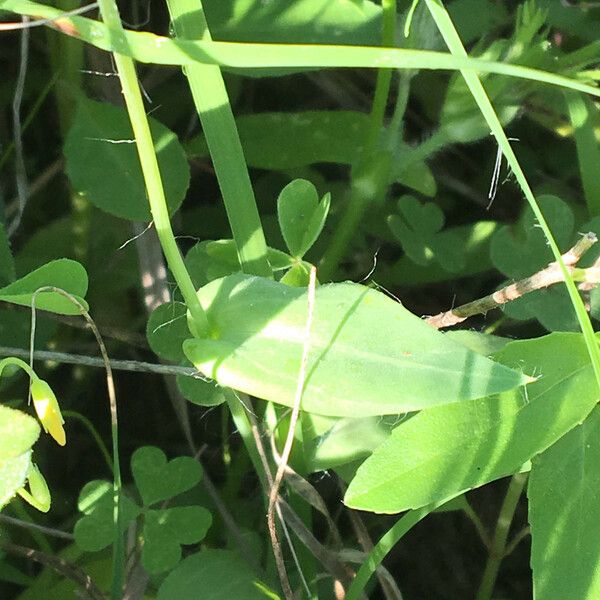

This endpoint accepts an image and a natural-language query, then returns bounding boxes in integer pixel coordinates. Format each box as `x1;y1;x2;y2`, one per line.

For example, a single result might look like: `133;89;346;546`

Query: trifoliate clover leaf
141;506;212;574
74;480;140;552
388;195;465;272
131;446;202;507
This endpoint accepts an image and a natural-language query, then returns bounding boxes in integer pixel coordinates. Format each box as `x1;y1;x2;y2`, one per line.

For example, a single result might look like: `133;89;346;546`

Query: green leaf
0;450;32;511
388;195;465;272
277;179;330;258
183;273;529;417
157;549;280;600
204;0;381;46
131;446;202;507
141;506;212;574
529;406;600;600
187;111;435;196
74;480;140;552
185;240;294;288
176;376;226;407
64;98;190;221
186;111;370;170
381;220;499;287
0;405;40;461
0;259;88;315
147;302;190;363
344;333;600;513
303;413;398;472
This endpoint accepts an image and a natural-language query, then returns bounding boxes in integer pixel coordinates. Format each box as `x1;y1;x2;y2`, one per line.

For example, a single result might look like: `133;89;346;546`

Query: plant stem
165;0;272;278
345;501;445;600
319;0;398;280
96;0;208;336
62;410;113;474
424;0;600;421
475;472;528;600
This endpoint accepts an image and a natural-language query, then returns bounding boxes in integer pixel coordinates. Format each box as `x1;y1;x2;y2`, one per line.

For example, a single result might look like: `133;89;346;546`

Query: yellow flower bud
30;378;66;446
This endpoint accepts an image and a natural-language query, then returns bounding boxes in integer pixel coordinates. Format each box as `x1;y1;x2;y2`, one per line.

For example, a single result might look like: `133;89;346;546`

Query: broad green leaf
131;446;202;506
388;195;464;272
0;259;88;315
277;179;330;258
64;98;190;221
177;375;226;407
0;450;32;511
147;302;190;363
445;330;509;355
187;111;435;195
204;0;381;45
186;111;370;170
157;549;280;600
0;405;40;460
142;506;212;574
183;273;529;417
344;333;599;513
74;480;140;552
529;406;600;600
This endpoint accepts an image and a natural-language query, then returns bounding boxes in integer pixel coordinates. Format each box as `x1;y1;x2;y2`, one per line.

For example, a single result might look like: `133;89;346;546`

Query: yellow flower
31;378;66;446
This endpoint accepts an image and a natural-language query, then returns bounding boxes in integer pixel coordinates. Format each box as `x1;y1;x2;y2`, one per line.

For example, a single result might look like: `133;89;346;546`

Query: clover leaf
74;447;211;574
388;195;465;273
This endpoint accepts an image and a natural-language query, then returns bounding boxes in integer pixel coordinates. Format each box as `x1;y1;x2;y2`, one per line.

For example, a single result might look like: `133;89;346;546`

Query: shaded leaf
141;506;212;574
157;549;280;600
176;376;226;407
65;99;189;221
184;273;529;417
147;302;190;363
74;480;140;552
131;446;202;506
388;195;464;272
344;333;599;513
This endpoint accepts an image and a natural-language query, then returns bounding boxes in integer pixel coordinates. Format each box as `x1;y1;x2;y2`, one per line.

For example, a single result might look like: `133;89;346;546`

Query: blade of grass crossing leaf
95;0;198;595
95;0;208;337
565;91;600;216
4;1;600;100
165;0;271;278
423;0;600;394
345;500;449;600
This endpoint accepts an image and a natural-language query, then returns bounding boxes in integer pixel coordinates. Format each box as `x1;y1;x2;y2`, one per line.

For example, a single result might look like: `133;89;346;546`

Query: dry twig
426;233;598;329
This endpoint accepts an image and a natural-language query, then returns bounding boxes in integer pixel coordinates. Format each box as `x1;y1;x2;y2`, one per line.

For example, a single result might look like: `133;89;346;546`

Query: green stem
0;356;36;379
319;0;398;280
345;502;444;600
364;0;397;152
96;0;208;337
424;0;600;434
62;410;113;474
475;473;528;600
165;0;272;278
